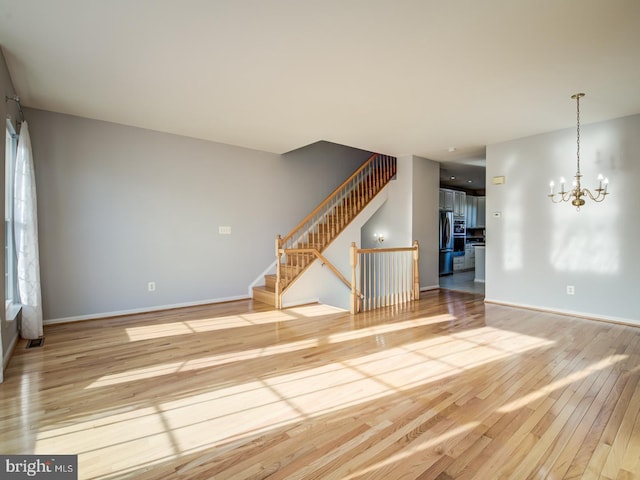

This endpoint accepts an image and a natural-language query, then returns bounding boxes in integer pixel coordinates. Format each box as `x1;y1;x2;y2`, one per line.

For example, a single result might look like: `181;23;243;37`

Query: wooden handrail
281;152;379;245
283;248;351;291
357;246;418;254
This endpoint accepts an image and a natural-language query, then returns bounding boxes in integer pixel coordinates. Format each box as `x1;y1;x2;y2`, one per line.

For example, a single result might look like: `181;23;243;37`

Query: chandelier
548;93;609;210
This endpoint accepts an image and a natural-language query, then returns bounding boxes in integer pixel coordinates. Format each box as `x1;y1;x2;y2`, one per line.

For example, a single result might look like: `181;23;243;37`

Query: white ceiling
2;0;640;166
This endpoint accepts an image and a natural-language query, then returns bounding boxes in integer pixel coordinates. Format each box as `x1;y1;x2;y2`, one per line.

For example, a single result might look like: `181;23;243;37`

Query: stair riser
265;275;277;291
252;286;276;306
280;265;302;276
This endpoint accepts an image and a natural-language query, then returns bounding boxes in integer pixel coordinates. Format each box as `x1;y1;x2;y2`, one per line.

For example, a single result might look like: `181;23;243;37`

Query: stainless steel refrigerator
439;210;454;276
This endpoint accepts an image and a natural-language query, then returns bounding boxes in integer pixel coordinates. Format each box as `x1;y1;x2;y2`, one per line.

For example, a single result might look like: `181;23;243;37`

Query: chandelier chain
576;94;581;177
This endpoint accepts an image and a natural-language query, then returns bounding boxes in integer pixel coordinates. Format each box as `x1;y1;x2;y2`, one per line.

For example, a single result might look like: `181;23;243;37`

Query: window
5;120;18;309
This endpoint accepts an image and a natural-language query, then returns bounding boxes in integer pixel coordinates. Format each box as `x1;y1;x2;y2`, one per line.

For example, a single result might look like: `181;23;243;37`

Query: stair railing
275;153;397;307
350;241;420;314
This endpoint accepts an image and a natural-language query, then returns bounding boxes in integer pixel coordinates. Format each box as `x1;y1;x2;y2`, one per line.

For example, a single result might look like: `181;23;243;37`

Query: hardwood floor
1;291;639;479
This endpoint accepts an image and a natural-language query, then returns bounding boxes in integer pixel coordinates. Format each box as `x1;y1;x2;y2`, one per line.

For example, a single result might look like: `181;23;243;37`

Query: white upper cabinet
466;195;485;228
466;196;477;227
476;197;486;227
453;191;466;217
439;189;454;211
440;188;465;216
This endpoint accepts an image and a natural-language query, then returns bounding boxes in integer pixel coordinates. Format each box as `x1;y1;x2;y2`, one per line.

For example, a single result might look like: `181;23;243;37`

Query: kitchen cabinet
439;189;454;211
464;244;475;269
453;191;466;217
453;256;465;272
476;197;486;227
440;188;465;216
466;196;477;227
465;195;486;227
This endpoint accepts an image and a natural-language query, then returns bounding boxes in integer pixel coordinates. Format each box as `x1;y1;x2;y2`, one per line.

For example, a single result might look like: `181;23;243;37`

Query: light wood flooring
1;291;640;479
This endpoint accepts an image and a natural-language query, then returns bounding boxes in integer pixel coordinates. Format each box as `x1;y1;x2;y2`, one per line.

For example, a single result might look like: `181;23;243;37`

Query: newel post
350;242;358;314
412;240;420;300
275;235;282;310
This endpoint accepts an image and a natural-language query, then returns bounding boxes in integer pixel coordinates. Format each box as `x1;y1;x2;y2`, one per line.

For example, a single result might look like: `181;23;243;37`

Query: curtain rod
5;94;25;123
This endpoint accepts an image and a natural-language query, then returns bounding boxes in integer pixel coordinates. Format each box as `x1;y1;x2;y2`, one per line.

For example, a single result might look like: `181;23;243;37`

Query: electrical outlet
566;285;575;295
148;281;156;292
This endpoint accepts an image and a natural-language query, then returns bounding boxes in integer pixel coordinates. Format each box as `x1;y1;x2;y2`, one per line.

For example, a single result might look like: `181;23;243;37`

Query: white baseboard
43;295;251;325
281;297;320;309
420;284;440;292
484;298;640;328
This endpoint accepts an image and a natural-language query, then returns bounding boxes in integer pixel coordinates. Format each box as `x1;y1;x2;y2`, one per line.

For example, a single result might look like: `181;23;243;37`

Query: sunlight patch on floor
286;304;348;317
125;310;300;341
88;313;459;388
32;312;563;479
124;305;349;341
34;325;556;479
344;422;480;479
497;354;628;413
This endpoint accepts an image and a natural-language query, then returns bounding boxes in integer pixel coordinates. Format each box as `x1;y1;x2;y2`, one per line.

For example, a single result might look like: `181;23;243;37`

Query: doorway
438;159;486;296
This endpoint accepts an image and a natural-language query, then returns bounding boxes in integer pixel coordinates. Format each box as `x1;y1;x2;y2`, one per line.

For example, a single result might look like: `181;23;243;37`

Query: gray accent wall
26;108;371;321
486;113;640;324
411;155;440;290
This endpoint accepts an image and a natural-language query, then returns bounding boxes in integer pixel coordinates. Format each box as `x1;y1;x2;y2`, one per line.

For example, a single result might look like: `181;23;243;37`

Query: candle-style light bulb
560;177;566;192
549;180;555;195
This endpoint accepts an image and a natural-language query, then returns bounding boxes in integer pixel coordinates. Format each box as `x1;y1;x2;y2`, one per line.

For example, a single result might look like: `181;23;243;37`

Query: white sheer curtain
14;121;43;339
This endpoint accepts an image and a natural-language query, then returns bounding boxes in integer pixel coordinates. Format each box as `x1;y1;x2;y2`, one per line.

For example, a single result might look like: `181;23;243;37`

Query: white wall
26;108;372;321
361;156;413;249
486;113;640;324
362;155;440;290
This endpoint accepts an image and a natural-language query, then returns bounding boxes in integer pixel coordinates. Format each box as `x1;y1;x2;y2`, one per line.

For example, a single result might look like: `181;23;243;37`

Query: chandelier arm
582;188;608;202
548;190;579;203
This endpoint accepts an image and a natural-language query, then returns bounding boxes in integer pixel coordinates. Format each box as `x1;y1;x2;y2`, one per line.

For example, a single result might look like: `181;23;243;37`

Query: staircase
253;153;397;308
